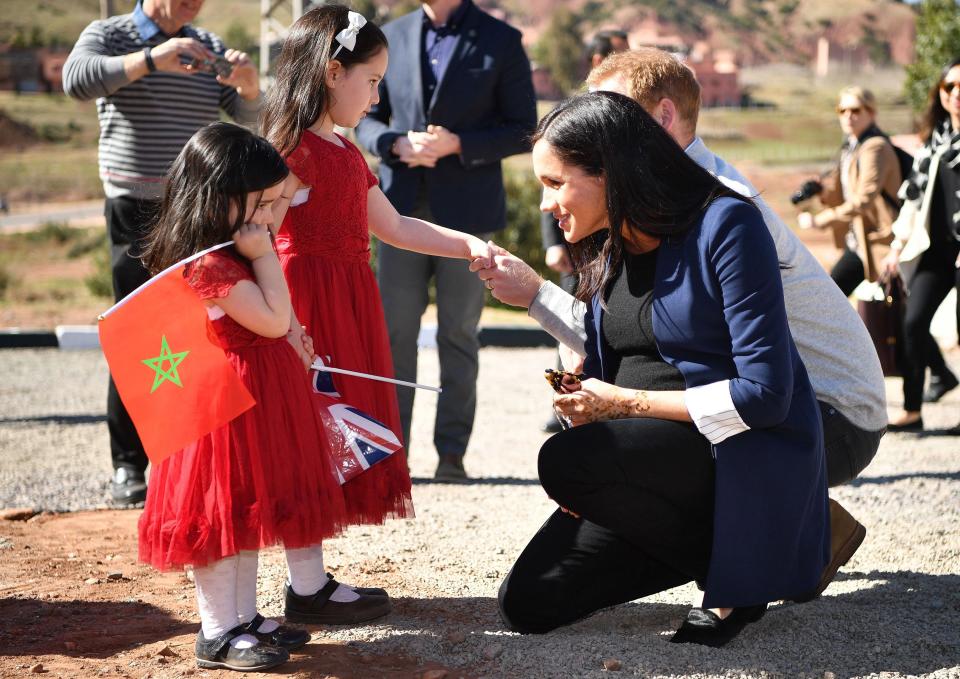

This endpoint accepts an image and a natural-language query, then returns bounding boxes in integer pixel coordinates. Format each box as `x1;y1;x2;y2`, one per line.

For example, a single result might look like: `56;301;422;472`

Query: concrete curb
1;324;558;350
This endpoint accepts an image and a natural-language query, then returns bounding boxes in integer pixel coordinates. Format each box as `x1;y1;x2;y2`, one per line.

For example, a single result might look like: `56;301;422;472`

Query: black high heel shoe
669;604;768;647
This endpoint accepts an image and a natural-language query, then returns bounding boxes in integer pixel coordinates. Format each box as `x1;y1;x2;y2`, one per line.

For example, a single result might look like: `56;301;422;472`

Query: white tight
193;551;259;640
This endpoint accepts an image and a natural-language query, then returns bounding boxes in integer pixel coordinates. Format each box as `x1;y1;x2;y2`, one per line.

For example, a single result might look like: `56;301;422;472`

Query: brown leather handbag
857;274;904;377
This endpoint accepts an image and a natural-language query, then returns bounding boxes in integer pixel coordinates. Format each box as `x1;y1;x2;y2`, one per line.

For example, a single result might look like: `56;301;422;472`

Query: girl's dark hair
920;57;960;142
142;122;289;273
534;91;751;303
261;5;388;156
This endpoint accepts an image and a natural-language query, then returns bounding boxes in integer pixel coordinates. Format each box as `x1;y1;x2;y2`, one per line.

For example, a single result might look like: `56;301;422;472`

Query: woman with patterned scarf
883;59;960;433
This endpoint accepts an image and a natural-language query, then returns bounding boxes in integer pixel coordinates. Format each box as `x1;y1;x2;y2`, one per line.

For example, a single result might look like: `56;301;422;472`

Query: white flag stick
311;361;441;393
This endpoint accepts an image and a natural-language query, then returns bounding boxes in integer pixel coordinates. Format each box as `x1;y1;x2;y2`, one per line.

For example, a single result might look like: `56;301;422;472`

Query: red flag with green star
98;243;256;465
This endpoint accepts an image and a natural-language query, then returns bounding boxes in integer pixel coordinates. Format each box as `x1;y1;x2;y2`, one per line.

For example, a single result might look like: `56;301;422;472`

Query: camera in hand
189;56;233;78
790;179;823;205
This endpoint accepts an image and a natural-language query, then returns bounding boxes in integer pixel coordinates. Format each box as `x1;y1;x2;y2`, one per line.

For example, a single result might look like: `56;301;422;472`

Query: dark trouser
830;247;867;298
377;198;491;458
901;243;960;412
105;196;159;474
498;404;882;634
819;401;883;486
498;418;714;634
831;247;951;382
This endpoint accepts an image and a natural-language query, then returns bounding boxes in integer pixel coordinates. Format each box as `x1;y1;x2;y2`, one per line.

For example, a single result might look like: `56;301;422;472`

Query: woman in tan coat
798;87;902;294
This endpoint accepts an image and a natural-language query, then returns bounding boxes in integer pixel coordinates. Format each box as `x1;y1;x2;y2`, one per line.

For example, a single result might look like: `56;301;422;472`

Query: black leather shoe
923;372;959;403
887;417;923;432
326;572;387;597
243;614;310;651
284;578;391;625
435;454;468;481
110;467;147;506
670;605;767;647
195;626;289;671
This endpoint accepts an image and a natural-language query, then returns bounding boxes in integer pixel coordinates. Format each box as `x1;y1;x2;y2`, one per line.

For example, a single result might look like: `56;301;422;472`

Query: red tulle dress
278;130;414;524
138;250;348;571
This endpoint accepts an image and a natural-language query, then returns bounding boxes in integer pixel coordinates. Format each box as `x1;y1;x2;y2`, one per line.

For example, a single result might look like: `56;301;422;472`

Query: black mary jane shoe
243;613;311;651
327;572;388;597
195;625;289;671
669;605;768;648
284;576;391;625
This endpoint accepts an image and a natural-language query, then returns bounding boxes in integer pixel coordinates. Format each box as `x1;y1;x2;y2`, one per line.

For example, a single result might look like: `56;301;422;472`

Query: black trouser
831;247;952;383
498;418;714;634
105;196;159;474
901;242;960;412
819;401;883;486
498;403;881;634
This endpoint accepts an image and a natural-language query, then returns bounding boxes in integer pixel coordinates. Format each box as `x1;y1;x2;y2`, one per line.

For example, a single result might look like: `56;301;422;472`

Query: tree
905;0;960;112
532;8;583;96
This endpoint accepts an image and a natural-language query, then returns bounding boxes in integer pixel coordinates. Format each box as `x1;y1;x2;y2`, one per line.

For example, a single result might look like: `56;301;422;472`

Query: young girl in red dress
138;122;349;671
259;6;492;621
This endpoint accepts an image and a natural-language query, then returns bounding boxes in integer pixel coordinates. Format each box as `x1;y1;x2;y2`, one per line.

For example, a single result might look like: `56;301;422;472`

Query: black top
930;158;960;247
601;248;686;391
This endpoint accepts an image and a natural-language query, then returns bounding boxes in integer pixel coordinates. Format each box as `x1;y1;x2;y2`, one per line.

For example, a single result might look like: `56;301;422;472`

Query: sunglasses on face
837;106;862;115
941;80;960;95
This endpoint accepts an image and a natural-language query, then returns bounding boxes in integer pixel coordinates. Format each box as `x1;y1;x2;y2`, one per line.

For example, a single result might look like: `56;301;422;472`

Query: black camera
790;180;823;205
790;179;823;205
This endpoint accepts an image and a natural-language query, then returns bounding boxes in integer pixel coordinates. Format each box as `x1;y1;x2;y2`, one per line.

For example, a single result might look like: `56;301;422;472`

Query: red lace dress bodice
277;131;378;262
184;251;281;350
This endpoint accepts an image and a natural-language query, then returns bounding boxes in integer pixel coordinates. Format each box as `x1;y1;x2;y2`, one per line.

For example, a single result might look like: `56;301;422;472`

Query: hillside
0;0;915;67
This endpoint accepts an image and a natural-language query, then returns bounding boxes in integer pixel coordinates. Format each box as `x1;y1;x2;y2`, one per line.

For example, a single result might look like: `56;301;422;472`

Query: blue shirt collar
133;1;167;41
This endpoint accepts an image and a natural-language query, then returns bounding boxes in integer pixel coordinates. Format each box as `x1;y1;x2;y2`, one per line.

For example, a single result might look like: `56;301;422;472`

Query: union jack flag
312;389;403;485
311;355;341;398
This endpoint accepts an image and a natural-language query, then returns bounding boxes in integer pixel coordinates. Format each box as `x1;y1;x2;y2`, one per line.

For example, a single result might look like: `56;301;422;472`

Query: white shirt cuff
685;380;750;444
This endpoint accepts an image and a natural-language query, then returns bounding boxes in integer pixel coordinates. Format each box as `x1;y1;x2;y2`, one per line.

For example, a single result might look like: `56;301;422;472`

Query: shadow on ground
343;571;960;678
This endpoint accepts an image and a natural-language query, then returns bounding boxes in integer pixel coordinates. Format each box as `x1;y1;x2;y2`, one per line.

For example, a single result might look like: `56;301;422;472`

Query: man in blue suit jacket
357;0;536;480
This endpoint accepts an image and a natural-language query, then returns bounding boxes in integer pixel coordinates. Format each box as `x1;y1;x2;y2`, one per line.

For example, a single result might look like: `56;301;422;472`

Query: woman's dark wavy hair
261;5;388;156
919;57;960;143
534;91;752;303
142;122;289;273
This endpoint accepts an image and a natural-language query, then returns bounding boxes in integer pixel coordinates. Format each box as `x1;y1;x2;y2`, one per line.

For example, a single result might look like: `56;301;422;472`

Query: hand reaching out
468;241;545;308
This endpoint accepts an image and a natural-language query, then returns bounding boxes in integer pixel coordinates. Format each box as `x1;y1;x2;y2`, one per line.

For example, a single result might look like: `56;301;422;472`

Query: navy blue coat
584;197;830;607
355;4;537;235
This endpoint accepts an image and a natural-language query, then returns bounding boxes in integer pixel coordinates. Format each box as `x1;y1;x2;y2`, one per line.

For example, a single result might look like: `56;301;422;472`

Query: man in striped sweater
64;0;261;506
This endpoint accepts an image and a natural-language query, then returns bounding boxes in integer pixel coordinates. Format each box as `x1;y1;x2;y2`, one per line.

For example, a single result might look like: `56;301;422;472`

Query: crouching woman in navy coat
496;92;830;647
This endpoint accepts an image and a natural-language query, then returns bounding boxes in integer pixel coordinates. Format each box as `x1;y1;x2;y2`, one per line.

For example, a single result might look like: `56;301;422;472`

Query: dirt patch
0;511;467;678
0;110;39;149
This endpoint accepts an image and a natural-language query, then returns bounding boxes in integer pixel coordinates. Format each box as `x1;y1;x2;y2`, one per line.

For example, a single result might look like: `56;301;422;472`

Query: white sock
236;550;259;625
285;545;360;603
194;556;259;649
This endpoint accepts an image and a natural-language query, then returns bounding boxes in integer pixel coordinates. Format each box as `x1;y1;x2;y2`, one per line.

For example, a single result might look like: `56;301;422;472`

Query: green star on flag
142;335;190;393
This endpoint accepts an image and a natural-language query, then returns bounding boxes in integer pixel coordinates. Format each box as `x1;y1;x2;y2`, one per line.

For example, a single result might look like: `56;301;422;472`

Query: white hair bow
331;11;367;60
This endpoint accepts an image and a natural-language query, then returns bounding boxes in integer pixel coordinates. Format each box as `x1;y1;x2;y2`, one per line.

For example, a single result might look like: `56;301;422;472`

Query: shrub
85;243;113;299
26;221;75;244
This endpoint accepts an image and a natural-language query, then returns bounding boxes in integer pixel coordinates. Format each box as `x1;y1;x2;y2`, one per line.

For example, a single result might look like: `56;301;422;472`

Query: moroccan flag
98;243;256;465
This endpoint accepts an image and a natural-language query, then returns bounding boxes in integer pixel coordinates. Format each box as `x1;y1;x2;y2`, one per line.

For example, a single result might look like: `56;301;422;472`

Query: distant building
0;47;69;93
688;53;742;107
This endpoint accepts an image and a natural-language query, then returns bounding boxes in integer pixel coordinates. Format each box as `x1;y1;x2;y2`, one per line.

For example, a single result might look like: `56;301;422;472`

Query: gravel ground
1;347;959;678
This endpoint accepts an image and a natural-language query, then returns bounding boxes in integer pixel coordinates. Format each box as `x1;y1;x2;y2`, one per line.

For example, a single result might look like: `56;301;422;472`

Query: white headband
331;11;367;60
